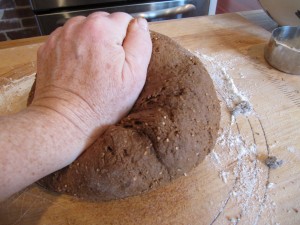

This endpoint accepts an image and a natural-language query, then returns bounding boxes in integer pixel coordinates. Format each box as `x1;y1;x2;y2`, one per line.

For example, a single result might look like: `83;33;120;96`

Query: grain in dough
29;31;221;201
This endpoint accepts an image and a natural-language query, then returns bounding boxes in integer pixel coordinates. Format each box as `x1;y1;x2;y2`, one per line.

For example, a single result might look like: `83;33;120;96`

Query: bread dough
30;32;220;201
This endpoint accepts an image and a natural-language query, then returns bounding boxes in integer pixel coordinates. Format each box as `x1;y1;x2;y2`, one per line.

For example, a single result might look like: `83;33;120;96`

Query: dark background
0;0;262;42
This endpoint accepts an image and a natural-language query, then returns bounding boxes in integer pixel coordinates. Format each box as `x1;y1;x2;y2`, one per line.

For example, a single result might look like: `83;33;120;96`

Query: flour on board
194;51;279;224
0;74;35;114
194;51;252;122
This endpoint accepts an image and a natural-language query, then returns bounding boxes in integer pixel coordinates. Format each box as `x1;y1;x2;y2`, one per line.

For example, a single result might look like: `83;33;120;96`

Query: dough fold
30;32;220;201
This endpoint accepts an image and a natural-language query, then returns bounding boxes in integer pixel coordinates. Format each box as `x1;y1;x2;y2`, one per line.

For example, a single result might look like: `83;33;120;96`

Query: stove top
30;0;213;35
30;0;128;11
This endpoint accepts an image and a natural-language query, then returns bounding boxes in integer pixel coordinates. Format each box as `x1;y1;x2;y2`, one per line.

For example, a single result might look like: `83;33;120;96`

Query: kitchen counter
1;10;299;225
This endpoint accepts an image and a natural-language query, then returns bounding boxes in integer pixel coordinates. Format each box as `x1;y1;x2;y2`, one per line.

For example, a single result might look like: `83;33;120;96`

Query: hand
31;12;152;144
0;12;152;200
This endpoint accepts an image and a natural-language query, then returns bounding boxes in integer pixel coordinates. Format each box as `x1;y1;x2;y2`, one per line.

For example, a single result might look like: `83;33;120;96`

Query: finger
83;12;133;46
36;43;46;74
122;18;152;75
87;11;110;19
45;26;63;49
50;26;63;38
61;16;86;37
108;12;133;44
37;26;63;65
63;16;86;30
108;12;133;25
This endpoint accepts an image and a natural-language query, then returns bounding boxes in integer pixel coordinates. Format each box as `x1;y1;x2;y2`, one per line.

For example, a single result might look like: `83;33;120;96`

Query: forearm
0;13;151;201
0;106;88;200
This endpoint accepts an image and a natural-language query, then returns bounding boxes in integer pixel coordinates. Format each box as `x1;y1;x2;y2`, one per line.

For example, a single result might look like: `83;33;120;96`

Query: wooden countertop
1;11;299;225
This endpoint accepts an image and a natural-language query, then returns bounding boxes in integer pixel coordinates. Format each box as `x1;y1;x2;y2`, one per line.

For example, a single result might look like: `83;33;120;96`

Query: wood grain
217;0;262;14
0;13;299;225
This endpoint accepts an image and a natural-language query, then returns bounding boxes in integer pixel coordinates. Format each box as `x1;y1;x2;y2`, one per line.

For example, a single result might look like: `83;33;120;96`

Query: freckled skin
38;32;220;201
0;13;152;201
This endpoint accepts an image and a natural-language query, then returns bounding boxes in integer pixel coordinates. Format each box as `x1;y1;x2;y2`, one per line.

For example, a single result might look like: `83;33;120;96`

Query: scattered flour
287;146;297;153
216;127;267;219
195;50;278;224
194;51;252;122
0;74;35;114
220;171;230;184
267;182;276;189
211;121;277;225
211;151;221;165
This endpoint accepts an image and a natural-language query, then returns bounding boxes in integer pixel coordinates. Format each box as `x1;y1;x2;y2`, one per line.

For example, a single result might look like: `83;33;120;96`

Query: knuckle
110;11;132;19
37;44;45;57
82;17;106;35
64;15;85;26
87;11;110;19
61;16;86;35
50;26;62;37
63;18;75;27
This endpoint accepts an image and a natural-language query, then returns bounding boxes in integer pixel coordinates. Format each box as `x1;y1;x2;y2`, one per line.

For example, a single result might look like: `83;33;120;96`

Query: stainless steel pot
265;26;300;75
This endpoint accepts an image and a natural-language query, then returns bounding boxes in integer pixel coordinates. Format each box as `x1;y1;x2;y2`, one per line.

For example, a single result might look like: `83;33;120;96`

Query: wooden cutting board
0;13;299;225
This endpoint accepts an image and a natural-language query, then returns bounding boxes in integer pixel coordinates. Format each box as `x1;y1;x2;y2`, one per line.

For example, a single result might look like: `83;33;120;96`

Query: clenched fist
0;12;152;200
32;12;152;143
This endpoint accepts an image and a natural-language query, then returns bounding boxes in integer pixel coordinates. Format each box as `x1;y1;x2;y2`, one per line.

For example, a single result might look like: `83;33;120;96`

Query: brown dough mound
31;32;220;201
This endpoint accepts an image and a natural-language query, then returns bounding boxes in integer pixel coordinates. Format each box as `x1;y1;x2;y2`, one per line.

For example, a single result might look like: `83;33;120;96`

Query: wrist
30;87;108;143
24;105;90;163
0;105;93;199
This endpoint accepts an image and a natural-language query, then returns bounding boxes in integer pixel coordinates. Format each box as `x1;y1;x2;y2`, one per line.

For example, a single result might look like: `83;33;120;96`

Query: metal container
265;26;300;75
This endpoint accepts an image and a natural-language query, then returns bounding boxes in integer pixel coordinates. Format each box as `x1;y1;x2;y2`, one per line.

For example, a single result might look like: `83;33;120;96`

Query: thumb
122;18;152;78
